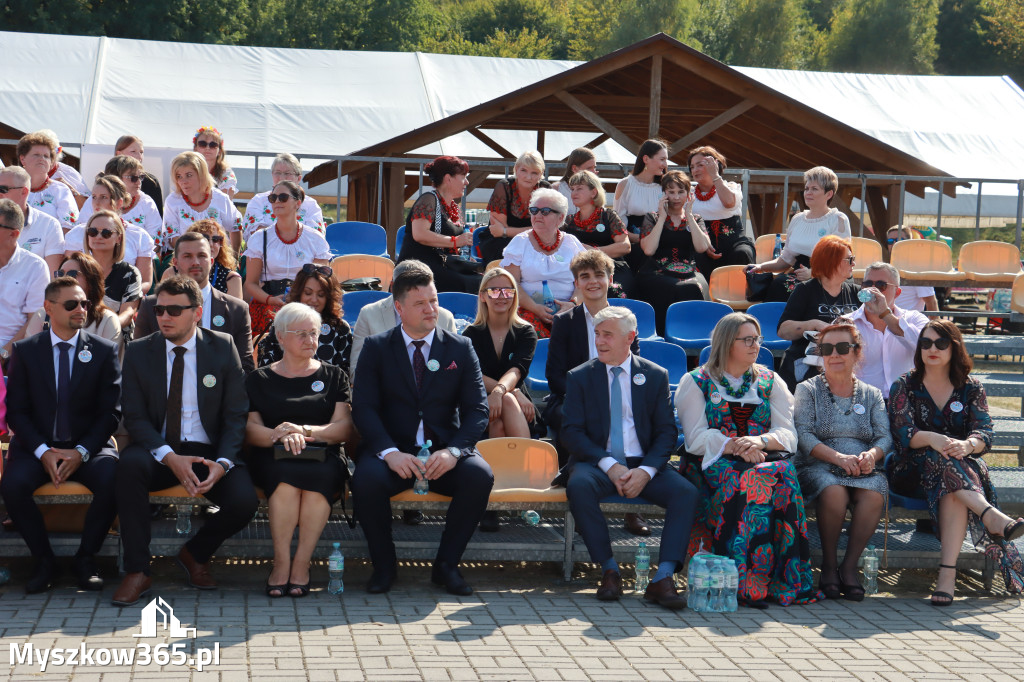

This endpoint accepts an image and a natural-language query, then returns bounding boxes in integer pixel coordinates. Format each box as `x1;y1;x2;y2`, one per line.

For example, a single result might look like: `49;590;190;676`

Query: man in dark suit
351;265;492;595
135;232;254;373
562;306;698;610
112;276;258;606
1;278;121;592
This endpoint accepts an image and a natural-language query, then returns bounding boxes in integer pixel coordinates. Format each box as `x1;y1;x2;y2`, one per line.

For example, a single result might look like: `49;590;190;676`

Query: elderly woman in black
562;170;634;298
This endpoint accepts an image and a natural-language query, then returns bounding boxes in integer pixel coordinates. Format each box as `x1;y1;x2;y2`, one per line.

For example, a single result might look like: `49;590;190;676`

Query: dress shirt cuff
216;458;233;472
34;444;50;459
152;446;173;462
638;465;657;480
597;456;617;473
378;447;398;460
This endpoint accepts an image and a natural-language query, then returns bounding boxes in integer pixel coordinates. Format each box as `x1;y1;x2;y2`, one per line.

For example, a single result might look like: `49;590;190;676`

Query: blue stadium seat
617;298;660;341
638;340;687;391
472;225;488;262
325;221;388;258
525;338;549;392
698;344;775;369
395;225;406;257
885;453;929;510
664;301;733;352
437;292;479;333
747;302;792;352
341;290;390;326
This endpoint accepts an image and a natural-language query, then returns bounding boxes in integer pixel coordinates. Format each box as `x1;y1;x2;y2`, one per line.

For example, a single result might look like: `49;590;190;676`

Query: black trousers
352;453;493;573
636;271;709;336
0;453;118;560
115;443;259;574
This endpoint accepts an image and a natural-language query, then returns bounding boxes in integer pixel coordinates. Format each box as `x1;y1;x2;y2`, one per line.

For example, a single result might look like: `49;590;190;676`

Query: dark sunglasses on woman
817;342;860;356
123;174;144;183
485;287;516;299
528;206;559;216
195;140;220;150
56;269;81;278
301;263;333;278
87;227;115;239
919;337;952;351
56;299;92;311
203;234;225;244
268;193;297;203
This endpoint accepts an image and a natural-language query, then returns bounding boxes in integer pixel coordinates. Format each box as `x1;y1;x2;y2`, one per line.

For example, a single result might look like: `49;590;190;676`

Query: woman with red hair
776;235;860;390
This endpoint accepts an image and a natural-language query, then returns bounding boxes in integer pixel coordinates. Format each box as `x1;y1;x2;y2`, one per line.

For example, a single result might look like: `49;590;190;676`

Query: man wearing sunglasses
113;276;257;606
848;262;928;398
0;166;65;274
0;199;52;370
134;232;254;372
2;278;121;593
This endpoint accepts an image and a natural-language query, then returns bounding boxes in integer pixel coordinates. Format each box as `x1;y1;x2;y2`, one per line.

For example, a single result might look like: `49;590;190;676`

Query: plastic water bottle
175;505;192;535
541;280;557;314
709;559;726;612
327;542;344;594
520;510;540;526
459;224;472;260
773;233;783;259
413;440;432;495
688;555;709;612
863;546;879;595
724;559;739;612
634;542;651;592
858;288;874;303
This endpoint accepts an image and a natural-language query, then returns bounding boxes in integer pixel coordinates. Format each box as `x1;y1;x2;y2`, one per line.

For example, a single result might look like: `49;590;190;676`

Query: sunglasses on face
53;299;92;311
153;304;196;317
485;287;516;299
528;206;559;216
844;255;856;264
818;342;860;356
124;174;144;183
268;193;297;203
301;263;333;278
0;223;18;231
195;140;220;150
861;279;891;292
0;184;28;194
920;336;952;351
56;269;81;278
734;335;763;347
203;234;225;245
87;227;115;238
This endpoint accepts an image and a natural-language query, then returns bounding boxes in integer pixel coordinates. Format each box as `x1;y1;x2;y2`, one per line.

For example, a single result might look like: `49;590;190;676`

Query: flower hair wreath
192;126;223;146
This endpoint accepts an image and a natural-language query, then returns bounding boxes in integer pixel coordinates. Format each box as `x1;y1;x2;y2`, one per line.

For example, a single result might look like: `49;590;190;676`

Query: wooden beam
865;186;889;240
386;163;405;254
467;128;515;159
537;130;545;156
465;170;491;194
649;55;662;139
834;189;866;239
667;100;755;156
554;91;639;152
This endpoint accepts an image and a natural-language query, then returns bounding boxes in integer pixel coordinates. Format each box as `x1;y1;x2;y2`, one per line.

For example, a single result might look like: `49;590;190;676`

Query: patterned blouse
258;319;353;382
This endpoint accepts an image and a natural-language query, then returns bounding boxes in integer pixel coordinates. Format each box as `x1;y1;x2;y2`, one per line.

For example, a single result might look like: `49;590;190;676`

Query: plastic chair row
325;221;389;258
664;300;789;354
891;239;1023;283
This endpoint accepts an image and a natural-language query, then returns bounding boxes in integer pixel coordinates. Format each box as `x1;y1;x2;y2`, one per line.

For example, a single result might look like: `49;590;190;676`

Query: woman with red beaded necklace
158;151;241;261
562;170;634;299
397;155;480;293
480;151;550;265
688;145;754;281
244;180;332;337
17;131;79;232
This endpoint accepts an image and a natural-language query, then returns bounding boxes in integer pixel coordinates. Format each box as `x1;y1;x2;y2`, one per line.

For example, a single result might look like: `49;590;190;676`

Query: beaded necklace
720;369;754;399
822;374;858;415
532;229;562;254
30;177;50;193
275;223;302;244
183;190;210;209
438;194;461;225
572;206;602;231
694;184;716;202
125;194;140;213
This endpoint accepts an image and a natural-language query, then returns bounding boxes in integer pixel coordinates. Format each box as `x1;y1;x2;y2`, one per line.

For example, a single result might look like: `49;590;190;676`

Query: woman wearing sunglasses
24;251;122;350
158;151;242;256
244;181;332;337
794;322;889;601
888;320;1024;605
242;153;325;241
77;157;162;242
677;312;821;607
562;170;634;299
159;219;243;300
777;235;860;391
114;135;163;213
192;126;237;200
83;210;142;341
257;263;351;376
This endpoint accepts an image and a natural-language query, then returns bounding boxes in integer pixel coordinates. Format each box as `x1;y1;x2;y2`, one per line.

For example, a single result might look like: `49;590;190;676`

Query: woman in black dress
83;209;142;343
257;264;353;378
481;150;549;265
561;170;634;298
246;302;354;598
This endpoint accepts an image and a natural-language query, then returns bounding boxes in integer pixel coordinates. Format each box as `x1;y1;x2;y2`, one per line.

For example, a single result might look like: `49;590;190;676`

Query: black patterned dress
635;212;710;334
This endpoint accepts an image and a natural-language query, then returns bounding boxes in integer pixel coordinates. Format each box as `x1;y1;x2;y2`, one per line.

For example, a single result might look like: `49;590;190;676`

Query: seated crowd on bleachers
1;129;1023;611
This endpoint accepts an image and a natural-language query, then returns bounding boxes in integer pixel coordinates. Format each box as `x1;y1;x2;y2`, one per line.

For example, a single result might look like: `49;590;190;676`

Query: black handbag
745;268;773;302
273;442;330;462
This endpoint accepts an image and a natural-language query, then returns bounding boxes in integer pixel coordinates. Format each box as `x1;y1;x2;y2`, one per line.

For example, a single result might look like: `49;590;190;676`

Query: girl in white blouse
159;152;242;256
78;156;163;241
18;131;79;232
615;139;670;275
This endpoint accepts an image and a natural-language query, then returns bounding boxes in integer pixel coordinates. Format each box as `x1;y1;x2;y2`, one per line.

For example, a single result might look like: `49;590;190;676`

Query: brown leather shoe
625;513;651;536
112;572;152;607
176;545;217;590
596;569;622;601
644;575;687;610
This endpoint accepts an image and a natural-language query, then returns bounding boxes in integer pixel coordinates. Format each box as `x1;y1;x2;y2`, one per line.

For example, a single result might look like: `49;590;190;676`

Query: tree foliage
694;0;809;69
811;0;940;74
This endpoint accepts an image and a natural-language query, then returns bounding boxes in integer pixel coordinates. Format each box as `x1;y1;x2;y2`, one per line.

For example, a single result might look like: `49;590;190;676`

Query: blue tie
54;342;73;442
608;366;626;465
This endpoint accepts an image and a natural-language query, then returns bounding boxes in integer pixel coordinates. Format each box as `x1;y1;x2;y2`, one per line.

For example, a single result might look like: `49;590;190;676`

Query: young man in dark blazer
112;276;258;606
351;266;492;595
1;278;121;593
562;306;698;610
134;232;254;373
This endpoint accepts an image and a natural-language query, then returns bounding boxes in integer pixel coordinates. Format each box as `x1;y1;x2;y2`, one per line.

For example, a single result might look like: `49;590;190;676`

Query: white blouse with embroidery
243;225;332;280
243;192;325;240
158;188;242;253
27;180;79;231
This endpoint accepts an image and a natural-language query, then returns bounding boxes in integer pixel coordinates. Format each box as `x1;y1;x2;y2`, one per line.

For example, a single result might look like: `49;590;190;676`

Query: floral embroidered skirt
518;307;551;338
684;457;822;605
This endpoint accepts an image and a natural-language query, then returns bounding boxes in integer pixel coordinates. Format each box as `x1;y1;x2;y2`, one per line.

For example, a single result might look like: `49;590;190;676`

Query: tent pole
377;162;383;226
782;175;789;234
336;161;342;222
898;179;906;231
975;182;983;239
935;182;944;237
1015;180;1023;249
859;174;866;238
741;170;749;238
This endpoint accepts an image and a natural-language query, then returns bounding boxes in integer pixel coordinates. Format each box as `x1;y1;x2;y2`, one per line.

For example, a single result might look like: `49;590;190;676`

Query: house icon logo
134;598;197;639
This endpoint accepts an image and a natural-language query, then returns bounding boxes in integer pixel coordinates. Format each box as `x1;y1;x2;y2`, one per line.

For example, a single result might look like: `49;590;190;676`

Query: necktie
166;346;187;450
608;366;626;465
412;340;426;391
54;342;73;442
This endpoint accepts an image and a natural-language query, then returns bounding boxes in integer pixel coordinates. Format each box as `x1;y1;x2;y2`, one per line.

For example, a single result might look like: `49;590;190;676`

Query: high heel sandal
980;504;1024;542
931;564;956;607
287;582;311;598
265;581;287;598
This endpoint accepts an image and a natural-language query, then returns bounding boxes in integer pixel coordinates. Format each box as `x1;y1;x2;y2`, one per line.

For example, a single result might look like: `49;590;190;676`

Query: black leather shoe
26;557;59;594
431;561;473;596
73;555;103;591
366;570;396;594
403;510;424;526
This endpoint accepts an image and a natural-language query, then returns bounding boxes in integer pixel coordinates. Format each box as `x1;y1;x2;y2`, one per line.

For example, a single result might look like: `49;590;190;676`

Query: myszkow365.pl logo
9;597;220;672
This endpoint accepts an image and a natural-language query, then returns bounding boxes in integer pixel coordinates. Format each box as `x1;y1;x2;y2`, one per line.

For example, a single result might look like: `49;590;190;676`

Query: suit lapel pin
78;349;92;363
203;374;217;388
426;359;440;372
212;314;225;327
950;401;964;413
596;223;605;232
311;380;325;392
321;323;331;336
632;373;645;386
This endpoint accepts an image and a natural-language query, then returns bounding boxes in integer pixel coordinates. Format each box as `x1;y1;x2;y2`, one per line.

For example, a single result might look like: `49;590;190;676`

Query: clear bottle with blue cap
413;440;432;495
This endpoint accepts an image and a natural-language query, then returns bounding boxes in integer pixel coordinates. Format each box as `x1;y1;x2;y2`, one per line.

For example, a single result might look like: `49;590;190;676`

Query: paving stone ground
0;557;1022;681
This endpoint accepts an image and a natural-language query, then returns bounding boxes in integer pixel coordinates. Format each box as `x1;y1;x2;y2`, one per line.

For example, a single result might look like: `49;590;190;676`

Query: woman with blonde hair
562;170;634;298
481;150;550;264
83;210;142;339
158;151;242;256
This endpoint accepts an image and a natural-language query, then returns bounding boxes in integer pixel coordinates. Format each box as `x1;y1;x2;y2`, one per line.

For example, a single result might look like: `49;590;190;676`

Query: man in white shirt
0;198;51;368
849;262;928;399
0;166;65;274
562;306;697;609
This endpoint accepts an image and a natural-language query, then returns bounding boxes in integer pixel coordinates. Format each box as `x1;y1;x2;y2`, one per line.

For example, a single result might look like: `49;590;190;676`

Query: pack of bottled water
687;544;738;613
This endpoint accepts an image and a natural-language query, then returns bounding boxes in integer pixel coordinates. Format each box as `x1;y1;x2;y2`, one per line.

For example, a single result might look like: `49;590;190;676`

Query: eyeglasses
528;206;560;216
202;234;225;245
861;280;891;292
153;304;196;317
51;299;92;311
282;329;319;341
0;184;28;194
268;192;297;203
485;287;516;299
301;263;333;277
195;140;220;150
817;342;860;356
123;174;144;183
734;335;763;347
56;269;81;278
844;255;856;264
920;336;952;351
87;227;115;238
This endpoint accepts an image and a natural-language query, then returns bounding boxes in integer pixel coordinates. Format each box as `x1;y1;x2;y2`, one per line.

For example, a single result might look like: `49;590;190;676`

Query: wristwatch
760;435;769;449
0;347;9;361
75;445;90;463
302;425;312;438
447;447;463;459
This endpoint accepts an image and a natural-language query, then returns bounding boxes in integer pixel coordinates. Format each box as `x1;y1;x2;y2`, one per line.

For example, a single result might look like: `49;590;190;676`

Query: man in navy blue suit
351;265;492;595
2;277;121;593
562;306;698;609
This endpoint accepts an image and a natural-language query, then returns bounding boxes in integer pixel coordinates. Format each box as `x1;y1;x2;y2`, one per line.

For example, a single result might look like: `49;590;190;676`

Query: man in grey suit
112;276;258;606
135;232;254;373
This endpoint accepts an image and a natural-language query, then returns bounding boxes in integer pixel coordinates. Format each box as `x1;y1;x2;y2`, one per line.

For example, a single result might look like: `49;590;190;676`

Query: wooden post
386;164;405;255
649;55;662;139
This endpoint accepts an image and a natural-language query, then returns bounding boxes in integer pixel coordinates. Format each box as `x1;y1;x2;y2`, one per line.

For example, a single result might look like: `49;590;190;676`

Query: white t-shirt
243;192;325;240
691;180;743;220
158;188;242;253
0;247;50;346
781;208;852;265
80;192;163;240
18;207;65;258
65;220;155;264
614;174;662;218
894;285;936;312
500;230;587;301
27;180;79;231
243;225;332;280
